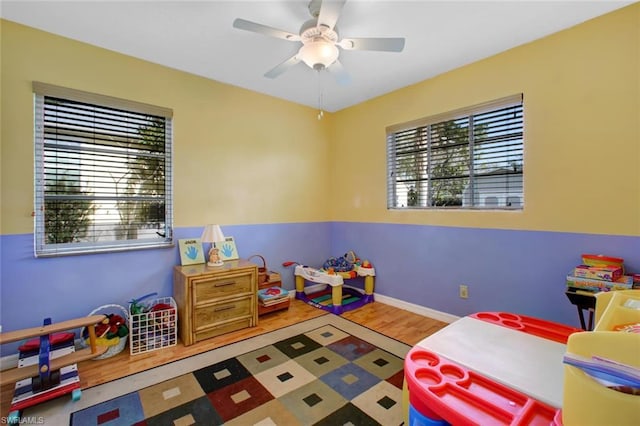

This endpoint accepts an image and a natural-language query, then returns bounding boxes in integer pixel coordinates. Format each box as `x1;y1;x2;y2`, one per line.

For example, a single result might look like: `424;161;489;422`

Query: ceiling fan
232;0;405;85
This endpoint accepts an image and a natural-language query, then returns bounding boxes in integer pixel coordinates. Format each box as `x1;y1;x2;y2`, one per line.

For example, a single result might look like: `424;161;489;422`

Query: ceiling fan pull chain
317;69;324;120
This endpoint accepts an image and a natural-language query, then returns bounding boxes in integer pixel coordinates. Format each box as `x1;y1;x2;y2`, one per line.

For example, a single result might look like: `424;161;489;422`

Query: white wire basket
129;296;177;355
81;304;129;360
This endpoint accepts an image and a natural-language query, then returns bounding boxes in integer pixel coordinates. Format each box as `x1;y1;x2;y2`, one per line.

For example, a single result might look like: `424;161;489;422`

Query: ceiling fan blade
264;55;301;79
317;0;346;30
339;37;405;52
233;18;301;42
328;59;351;86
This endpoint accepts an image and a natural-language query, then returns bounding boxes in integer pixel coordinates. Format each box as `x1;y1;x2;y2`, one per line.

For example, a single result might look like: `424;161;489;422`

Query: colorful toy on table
283;252;375;315
323;255;353;272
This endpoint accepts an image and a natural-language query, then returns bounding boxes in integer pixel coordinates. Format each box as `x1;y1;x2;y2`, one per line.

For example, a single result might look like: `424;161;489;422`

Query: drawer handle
214;305;235;312
215;281;236;287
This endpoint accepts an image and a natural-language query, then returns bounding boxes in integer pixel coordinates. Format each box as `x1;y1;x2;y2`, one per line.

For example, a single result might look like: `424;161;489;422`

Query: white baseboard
293;283;459;324
372;293;460;324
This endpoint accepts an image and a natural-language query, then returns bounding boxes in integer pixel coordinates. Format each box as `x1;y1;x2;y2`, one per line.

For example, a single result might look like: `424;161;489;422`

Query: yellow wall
329;3;640;236
2;4;639;237
0;20;331;235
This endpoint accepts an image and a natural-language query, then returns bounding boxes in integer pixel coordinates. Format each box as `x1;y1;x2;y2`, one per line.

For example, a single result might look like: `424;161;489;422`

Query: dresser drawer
195;318;253;343
193;273;252;303
193;296;253;330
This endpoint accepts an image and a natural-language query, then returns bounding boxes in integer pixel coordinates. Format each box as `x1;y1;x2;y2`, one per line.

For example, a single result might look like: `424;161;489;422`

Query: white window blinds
33;83;173;256
387;94;524;210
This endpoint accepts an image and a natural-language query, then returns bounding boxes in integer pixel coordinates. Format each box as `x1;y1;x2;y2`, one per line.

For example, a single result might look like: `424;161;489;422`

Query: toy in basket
129;293;177;355
81;304;129;360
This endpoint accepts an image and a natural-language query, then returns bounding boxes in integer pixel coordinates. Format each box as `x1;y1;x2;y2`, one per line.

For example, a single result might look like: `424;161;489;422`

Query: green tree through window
45;177;94;244
387;95;523;209
34;83;173;256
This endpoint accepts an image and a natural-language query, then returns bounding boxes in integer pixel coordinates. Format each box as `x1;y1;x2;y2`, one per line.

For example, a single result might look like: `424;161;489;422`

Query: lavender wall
1;221;638;356
330;222;639;327
0;223;331;356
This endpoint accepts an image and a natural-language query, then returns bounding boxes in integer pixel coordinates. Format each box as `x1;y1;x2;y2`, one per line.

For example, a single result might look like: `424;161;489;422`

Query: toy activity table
403;312;581;425
293;264;375;314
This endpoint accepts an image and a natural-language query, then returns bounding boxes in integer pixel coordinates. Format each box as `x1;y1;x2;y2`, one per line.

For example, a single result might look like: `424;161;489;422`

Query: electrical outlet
459;284;469;299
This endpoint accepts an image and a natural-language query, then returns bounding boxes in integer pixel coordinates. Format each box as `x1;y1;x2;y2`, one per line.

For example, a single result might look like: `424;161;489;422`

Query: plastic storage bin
563;290;640;426
593;290;640;331
129;296;177;355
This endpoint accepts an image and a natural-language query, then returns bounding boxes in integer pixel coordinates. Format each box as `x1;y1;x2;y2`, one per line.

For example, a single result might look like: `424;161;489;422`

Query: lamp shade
200;224;225;244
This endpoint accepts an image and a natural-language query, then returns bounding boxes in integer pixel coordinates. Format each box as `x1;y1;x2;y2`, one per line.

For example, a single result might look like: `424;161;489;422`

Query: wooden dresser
173;260;258;346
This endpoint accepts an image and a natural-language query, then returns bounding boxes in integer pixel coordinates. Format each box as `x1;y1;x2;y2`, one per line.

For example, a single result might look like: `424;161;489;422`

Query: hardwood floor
1;300;448;416
341;301;449;346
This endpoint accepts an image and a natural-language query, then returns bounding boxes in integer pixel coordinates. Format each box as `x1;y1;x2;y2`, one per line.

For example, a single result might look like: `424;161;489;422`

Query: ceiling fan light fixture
233;0;404;82
299;40;339;70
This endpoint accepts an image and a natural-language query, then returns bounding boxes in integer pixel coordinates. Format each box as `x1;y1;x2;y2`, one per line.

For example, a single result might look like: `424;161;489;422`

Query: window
386;94;523;210
33;83;173;256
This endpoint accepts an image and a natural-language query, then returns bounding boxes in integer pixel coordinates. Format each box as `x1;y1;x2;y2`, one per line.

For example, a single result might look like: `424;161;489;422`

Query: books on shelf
573;264;623;282
566;254;634;292
566;273;633;292
261;297;290;307
258;287;289;306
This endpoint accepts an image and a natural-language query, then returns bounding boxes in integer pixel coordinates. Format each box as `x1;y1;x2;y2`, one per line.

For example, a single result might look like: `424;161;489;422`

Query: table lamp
201;224;225;267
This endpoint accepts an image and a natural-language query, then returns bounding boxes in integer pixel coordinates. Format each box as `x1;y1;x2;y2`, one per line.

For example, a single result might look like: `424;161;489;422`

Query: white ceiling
1;0;633;112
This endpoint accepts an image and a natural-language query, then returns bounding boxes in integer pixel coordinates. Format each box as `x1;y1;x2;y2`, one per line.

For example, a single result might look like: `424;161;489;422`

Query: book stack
258;286;289;307
566;254;634;293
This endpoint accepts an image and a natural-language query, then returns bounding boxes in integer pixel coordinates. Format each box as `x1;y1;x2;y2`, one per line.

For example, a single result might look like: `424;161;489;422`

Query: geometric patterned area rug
23;315;410;425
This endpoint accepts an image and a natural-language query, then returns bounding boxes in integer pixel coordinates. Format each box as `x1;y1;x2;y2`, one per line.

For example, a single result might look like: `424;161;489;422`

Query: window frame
33;82;174;257
386;94;524;210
